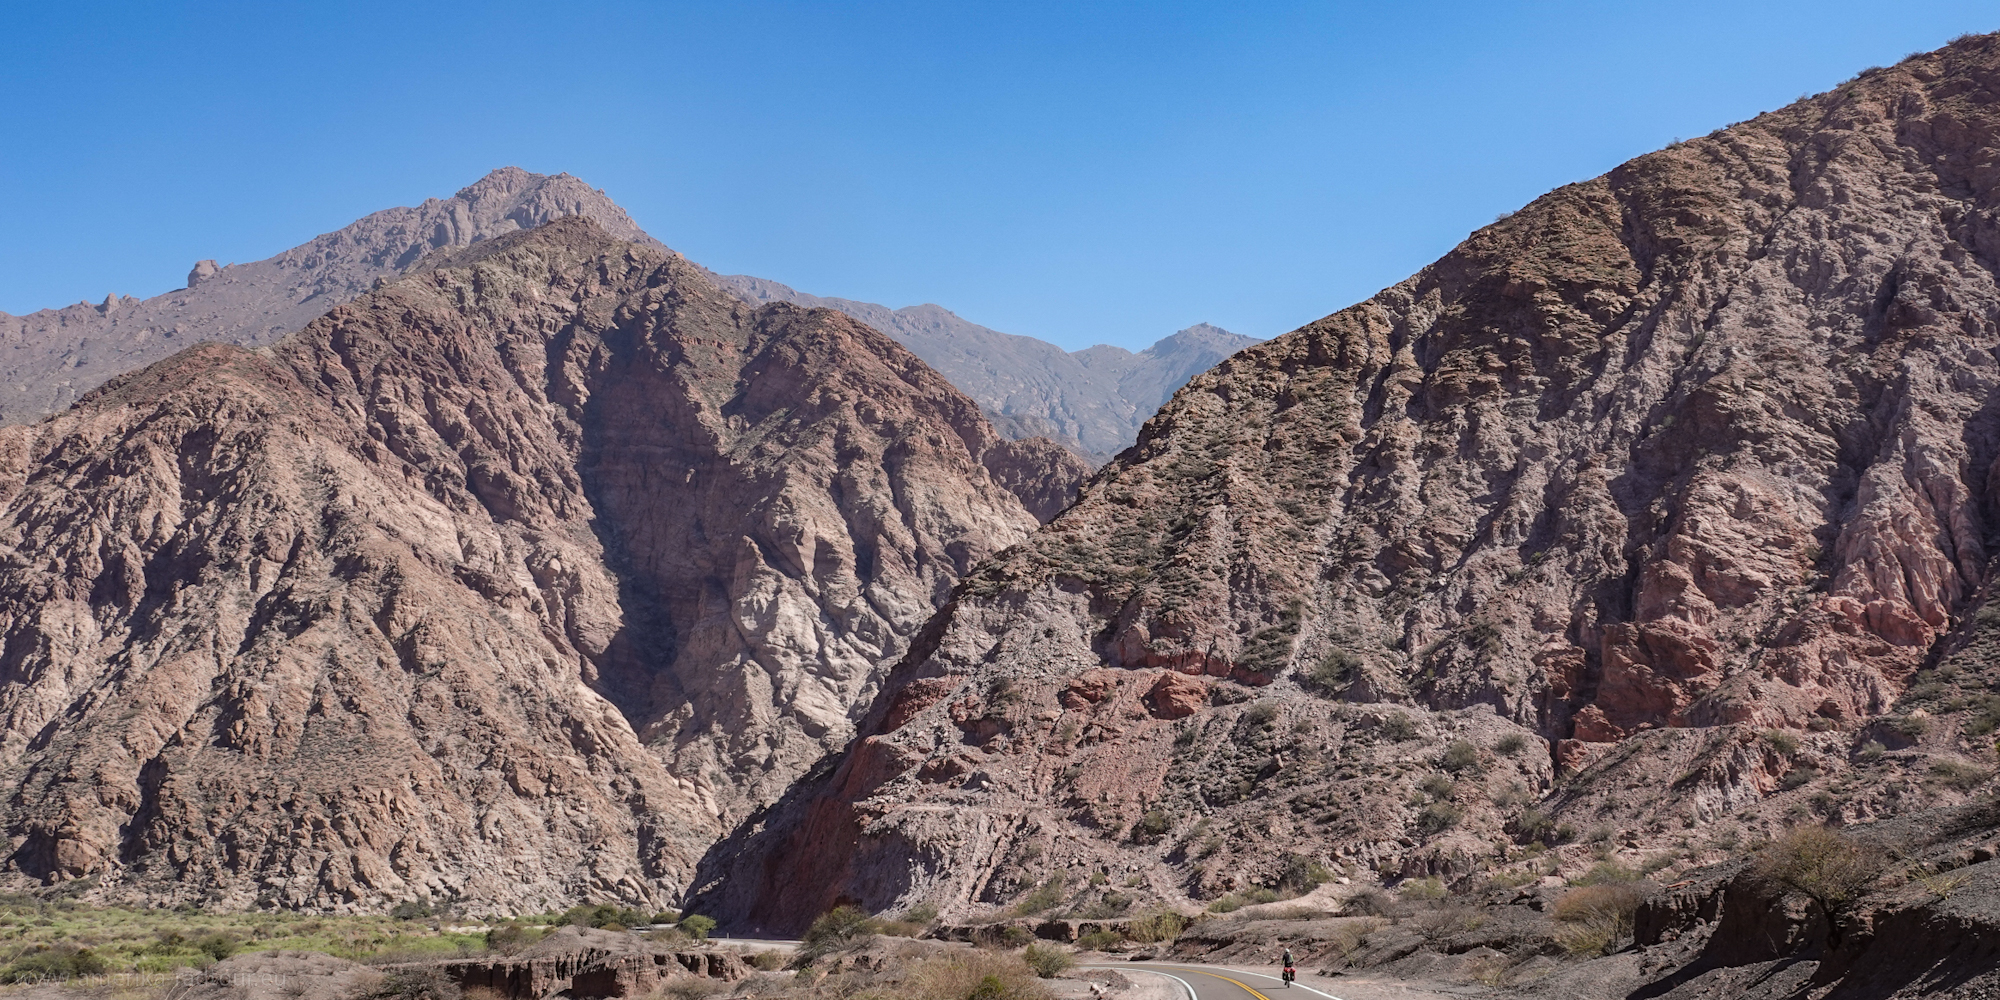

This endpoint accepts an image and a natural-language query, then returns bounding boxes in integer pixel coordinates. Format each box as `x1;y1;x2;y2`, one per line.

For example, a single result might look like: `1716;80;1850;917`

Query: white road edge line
1081;965;1199;1000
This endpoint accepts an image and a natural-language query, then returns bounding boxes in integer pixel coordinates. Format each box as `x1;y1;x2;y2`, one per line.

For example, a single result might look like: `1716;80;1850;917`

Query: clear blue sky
3;2;1993;351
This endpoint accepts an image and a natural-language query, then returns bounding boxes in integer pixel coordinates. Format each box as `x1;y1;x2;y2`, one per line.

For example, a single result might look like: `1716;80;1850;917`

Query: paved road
1099;963;1343;1000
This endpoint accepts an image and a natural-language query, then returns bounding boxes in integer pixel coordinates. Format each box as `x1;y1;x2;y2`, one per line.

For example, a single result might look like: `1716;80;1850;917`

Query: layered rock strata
692;33;2000;930
0;217;1068;910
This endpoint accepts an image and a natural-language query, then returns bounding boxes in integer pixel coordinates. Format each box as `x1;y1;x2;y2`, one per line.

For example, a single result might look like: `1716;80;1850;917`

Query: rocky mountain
0;167;660;427
2;169;1258;468
0;217;1077;911
711;274;1261;461
689;32;2000;937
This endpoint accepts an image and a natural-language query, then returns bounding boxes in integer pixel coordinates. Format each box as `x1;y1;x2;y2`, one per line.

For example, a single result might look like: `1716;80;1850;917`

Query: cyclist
1281;946;1295;987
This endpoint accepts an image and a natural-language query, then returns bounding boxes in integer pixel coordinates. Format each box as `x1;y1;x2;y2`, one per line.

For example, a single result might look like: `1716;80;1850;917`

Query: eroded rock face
693;35;2000;929
0;218;1056;910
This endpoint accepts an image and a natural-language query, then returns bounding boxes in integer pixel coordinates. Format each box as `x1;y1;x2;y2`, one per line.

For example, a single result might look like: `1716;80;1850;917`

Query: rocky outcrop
692;33;2000;931
712;273;1262;461
0;167;657;426
0;217;1061;911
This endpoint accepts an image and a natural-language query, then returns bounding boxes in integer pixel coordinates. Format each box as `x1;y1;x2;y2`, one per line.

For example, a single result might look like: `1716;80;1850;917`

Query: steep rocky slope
0;217;1069;910
690;33;2000;933
713;274;1261;461
0;168;657;426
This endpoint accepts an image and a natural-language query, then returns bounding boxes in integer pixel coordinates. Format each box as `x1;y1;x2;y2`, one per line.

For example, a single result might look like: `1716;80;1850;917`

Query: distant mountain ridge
711;275;1261;461
0;168;660;425
0;171;1260;463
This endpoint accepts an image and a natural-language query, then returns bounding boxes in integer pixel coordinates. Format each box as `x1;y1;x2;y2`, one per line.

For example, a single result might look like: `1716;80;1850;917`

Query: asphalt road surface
1106;963;1340;1000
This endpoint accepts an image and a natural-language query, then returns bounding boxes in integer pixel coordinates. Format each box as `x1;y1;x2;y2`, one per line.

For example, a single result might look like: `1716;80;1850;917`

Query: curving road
1099;963;1342;1000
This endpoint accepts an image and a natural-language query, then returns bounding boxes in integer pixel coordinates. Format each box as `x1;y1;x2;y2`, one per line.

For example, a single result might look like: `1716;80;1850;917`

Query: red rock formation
693;34;2000;929
0;218;1068;910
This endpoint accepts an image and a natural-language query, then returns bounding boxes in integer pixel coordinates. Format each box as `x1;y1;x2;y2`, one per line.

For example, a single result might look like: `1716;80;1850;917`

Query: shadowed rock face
0;167;659;427
0;218;1066;910
690;34;2000;931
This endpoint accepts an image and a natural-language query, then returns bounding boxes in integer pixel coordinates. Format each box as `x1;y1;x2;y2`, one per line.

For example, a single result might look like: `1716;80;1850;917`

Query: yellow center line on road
1185;968;1273;1000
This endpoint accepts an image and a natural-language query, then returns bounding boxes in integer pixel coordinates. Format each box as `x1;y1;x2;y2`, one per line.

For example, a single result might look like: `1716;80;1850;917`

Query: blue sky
2;2;1994;351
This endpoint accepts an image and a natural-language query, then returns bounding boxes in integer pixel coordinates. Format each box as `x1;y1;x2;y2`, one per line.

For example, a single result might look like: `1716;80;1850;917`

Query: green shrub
1381;713;1417;741
749;950;785;971
1023;942;1072;978
1279;854;1334;893
1882;715;1929;739
1126;910;1185;944
194;931;237;961
1572;862;1639;886
1442;740;1480;772
1;946;107;984
1780;766;1819;791
1076;930;1121;950
485;923;539;955
1514;807;1556;843
1417;801;1462;834
1856;740;1886;762
1930;758;1989;791
799;907;868;957
1418;774;1455;799
1133;809;1173;842
389;899;434;921
1309;650;1361;692
997;926;1034;948
1761;729;1800;756
562;903;648;930
678;914;717;941
1399;877;1446;901
1246;701;1280;727
1495;733;1528;756
969;974;1009;1000
1013;876;1066;916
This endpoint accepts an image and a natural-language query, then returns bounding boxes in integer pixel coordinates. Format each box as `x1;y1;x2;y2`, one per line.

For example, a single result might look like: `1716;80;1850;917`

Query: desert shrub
484;920;540;952
658;982;728;1000
1381;713;1417;741
194;931;238;960
1754;826;1884;916
1552;883;1642;957
1126;910;1185;944
678;914;717;941
1343;890;1399;917
562;903;648;930
749;950;785;971
364;967;462;1000
1417;801;1462;834
1014;876;1066;916
1079;892;1133;919
1310;649;1362;692
1882;714;1930;739
1399;877;1446;901
1463;621;1504;655
997;925;1035;948
1;946;107;983
1246;701;1280;727
902;902;939;925
800;906;871;958
1572;862;1639;886
1514;807;1556;843
1133;809;1173;842
1781;766;1820;791
1076;929;1121;951
390;899;434;921
1207;894;1244;913
1495;733;1528;756
1022;942;1072;978
1418;774;1455;799
1279;854;1334;893
1244;887;1279;904
1442;740;1481;772
1413;902;1484;944
1930;758;1990;791
1761;728;1800;756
